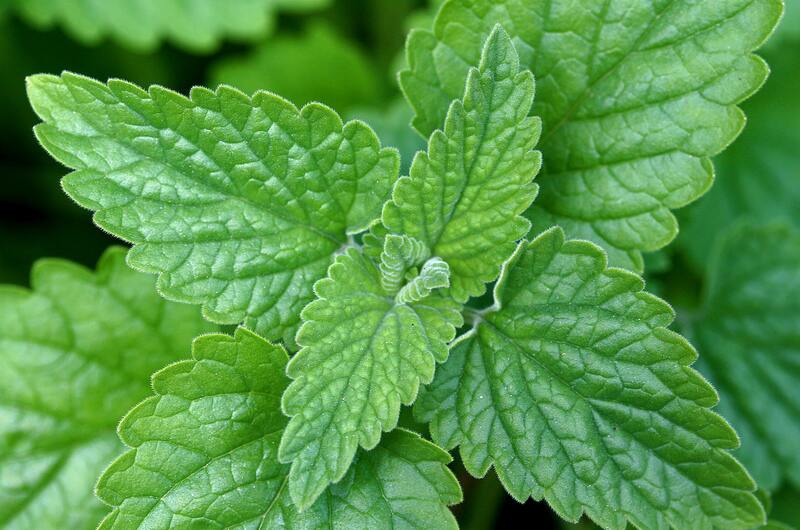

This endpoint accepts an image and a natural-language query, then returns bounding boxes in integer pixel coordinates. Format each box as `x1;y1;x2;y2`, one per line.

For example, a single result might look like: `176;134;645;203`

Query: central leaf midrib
478;319;736;511
433;83;494;251
290;297;397;501
537;0;679;146
256;474;289;530
136;428;285;525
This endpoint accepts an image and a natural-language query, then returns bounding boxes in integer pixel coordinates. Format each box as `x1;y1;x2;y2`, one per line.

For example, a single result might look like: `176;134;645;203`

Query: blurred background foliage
0;0;797;528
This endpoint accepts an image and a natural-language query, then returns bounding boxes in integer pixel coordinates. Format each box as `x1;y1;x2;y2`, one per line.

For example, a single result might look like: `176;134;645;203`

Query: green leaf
396;257;450;304
691;223;800;492
772;487;800;528
11;0;330;52
415;227;764;530
384;25;541;302
754;489;796;530
347;100;427;175
379;234;432;294
96;328;462;529
678;45;800;270
27;72;399;347
0;247;215;530
761;523;795;530
210;22;383;111
766;0;800;46
278;247;462;509
401;0;782;270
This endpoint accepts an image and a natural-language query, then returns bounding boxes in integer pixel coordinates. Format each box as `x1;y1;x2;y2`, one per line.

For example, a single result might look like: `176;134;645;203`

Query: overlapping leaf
415;227;763;530
767;0;800;46
97;328;462;529
27;72;399;347
278;247;461;509
347;100;426;175
691;224;800;492
11;0;330;52
772;487;800;528
678;47;800;270
401;0;782;270
0;248;215;530
384;26;541;302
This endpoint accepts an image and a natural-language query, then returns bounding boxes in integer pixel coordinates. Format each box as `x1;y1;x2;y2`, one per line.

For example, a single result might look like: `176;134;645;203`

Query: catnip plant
1;0;794;529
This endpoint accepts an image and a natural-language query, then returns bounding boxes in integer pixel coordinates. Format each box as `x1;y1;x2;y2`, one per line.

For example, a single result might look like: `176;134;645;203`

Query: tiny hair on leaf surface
691;223;800;492
0;247;216;530
278;247;461;509
277;26;538;509
415;227;764;530
401;0;783;271
96;327;462;529
26;71;399;348
383;25;541;303
10;0;331;53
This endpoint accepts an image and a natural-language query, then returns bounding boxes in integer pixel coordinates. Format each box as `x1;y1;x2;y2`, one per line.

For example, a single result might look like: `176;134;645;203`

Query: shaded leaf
97;328;462;529
0;248;215;529
692;223;800;491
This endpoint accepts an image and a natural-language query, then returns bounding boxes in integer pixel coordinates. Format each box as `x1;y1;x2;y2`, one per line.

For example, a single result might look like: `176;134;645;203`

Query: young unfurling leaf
385;25;541;302
18;1;789;528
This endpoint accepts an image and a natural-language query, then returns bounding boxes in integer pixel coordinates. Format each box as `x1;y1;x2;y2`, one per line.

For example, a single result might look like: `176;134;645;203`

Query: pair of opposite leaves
17;1;788;529
5;225;799;529
0;248;462;529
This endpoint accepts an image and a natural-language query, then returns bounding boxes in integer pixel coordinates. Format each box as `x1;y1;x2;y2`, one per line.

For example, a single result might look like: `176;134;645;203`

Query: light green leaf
415;227;764;530
379;234;431;294
210;22;383;111
397;257;450;304
96;328;462;529
384;26;541;302
0;247;215;530
401;0;782;270
279;248;462;509
691;223;800;492
11;0;329;52
27;72;399;347
678;45;800;270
